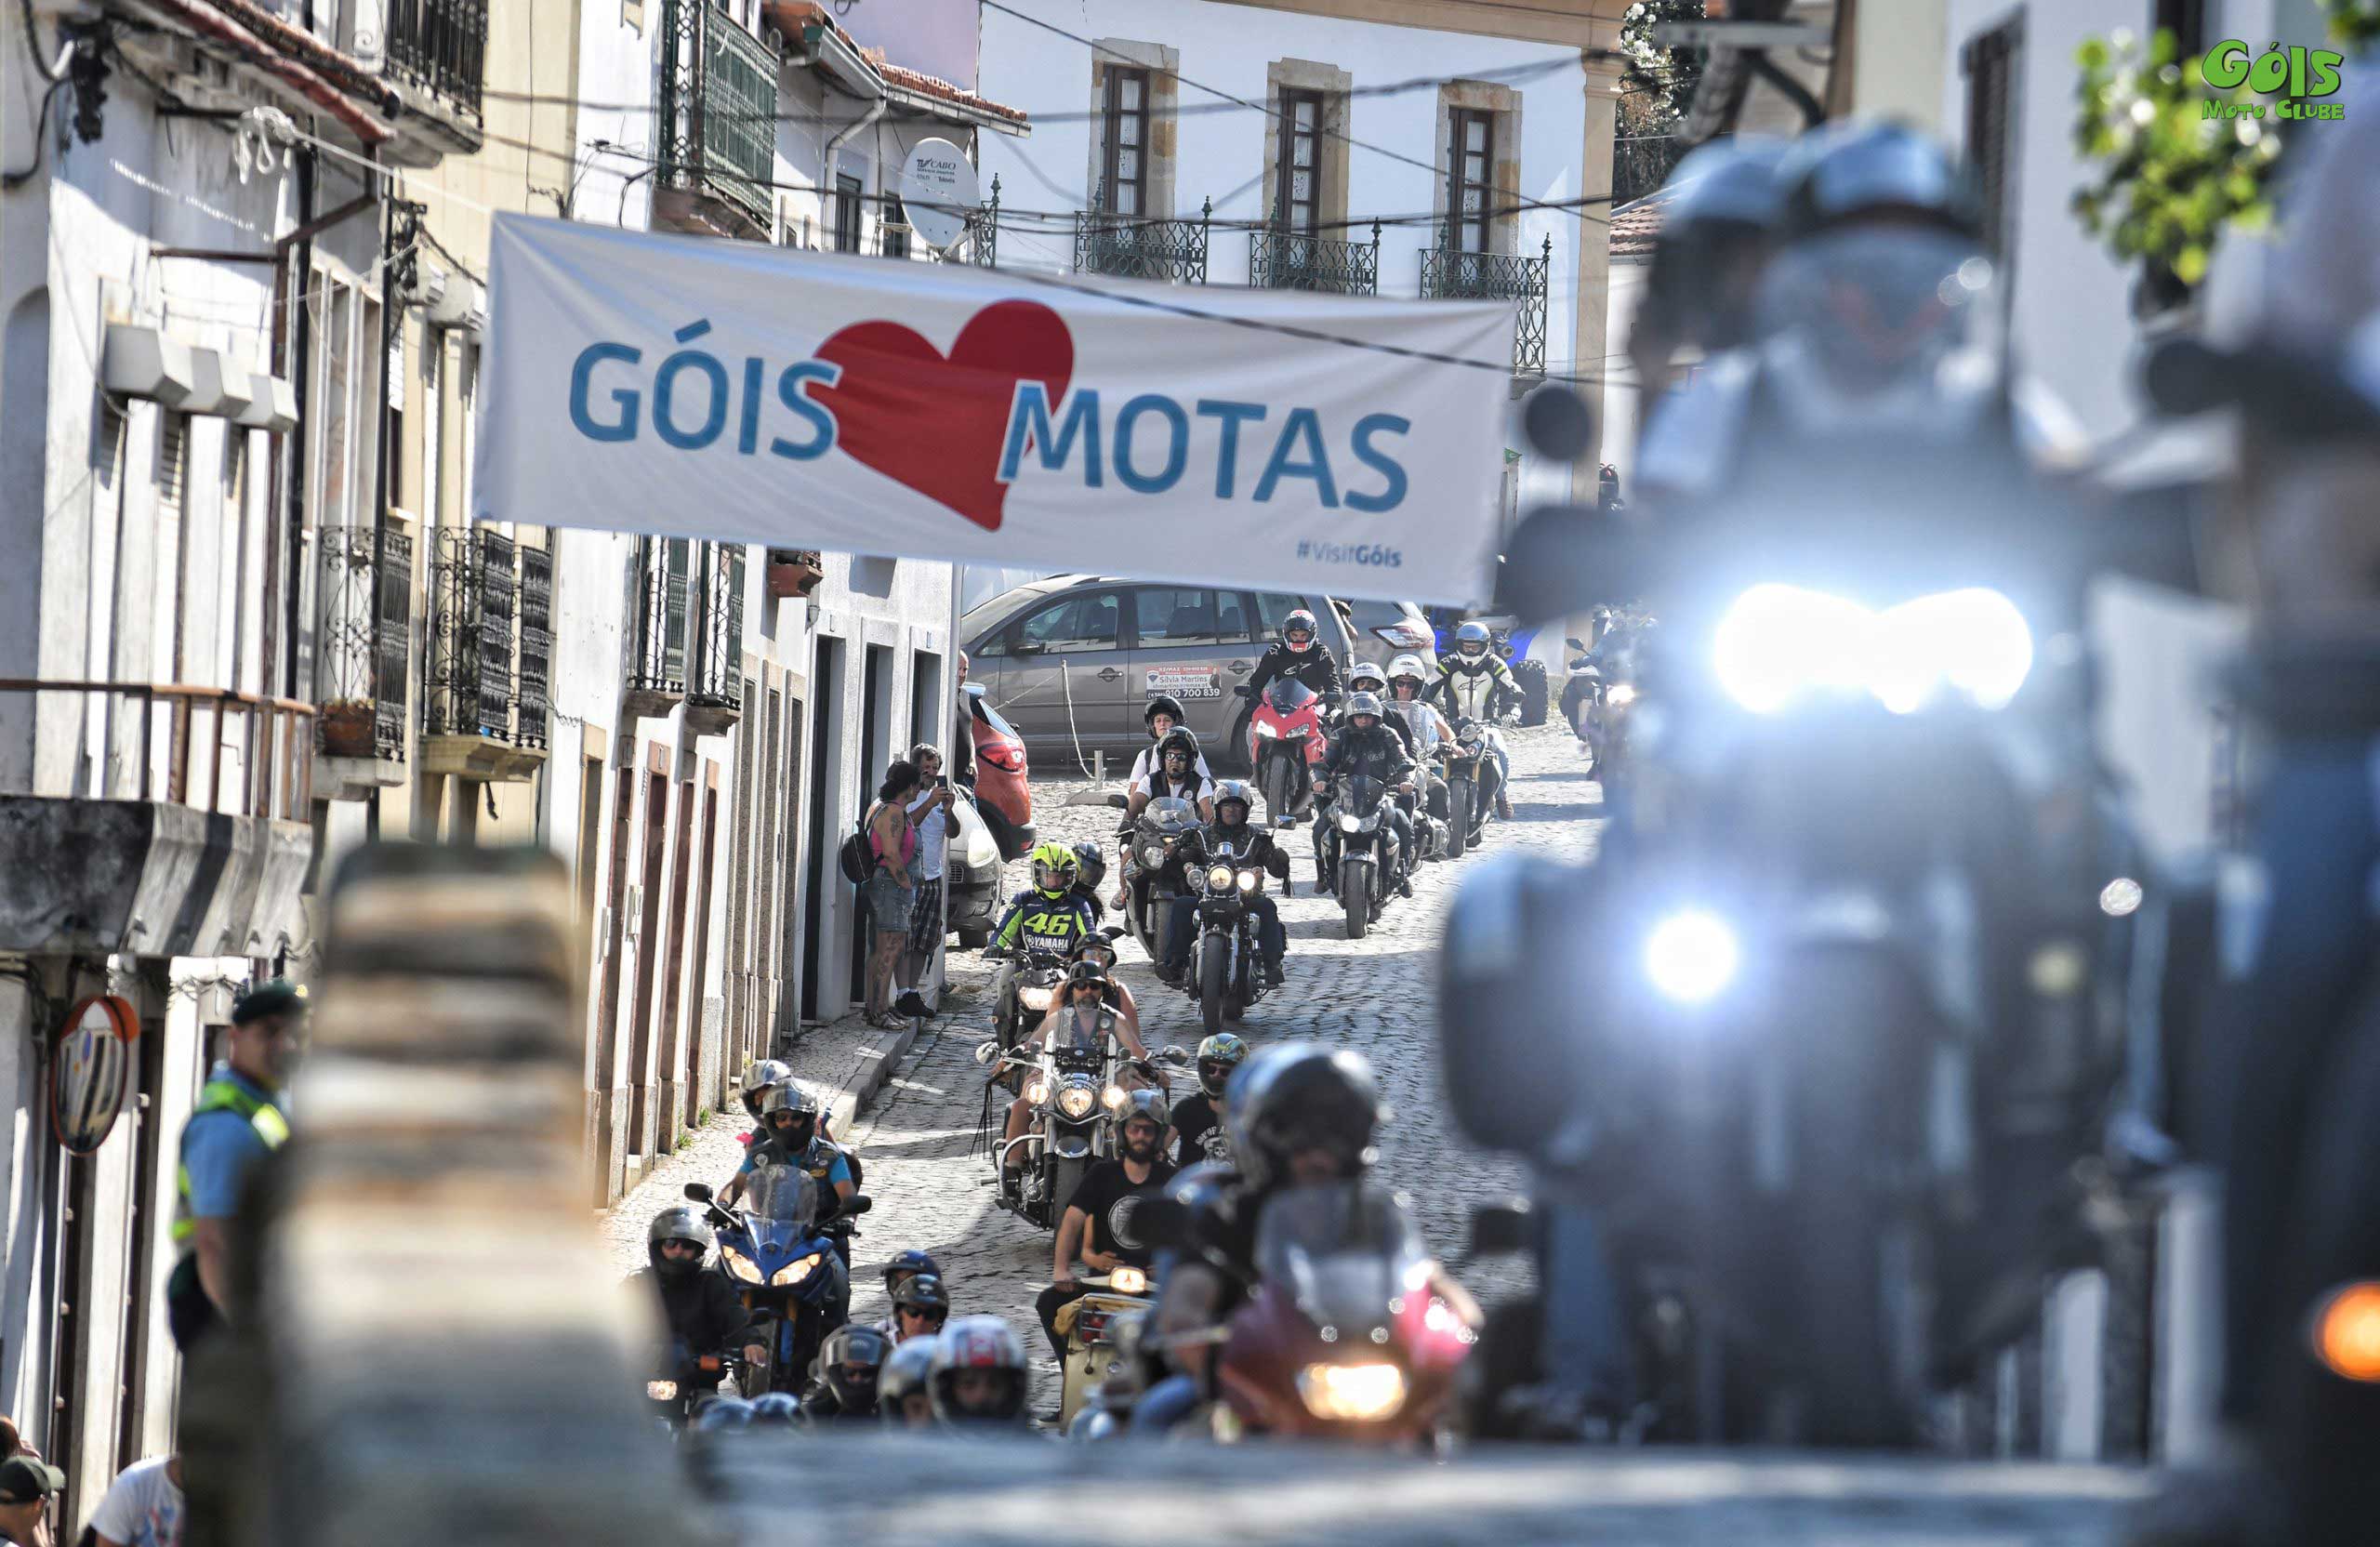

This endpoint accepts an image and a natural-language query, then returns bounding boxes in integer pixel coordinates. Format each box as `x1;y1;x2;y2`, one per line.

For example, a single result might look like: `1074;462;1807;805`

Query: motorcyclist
1159;781;1290;986
1239;607;1344;705
738;1060;792;1126
631;1205;769;1389
878;1271;952;1347
988;842;1098;969
1316;692;1418;897
1135;1046;1387;1427
1069;930;1143;1035
1069;840;1109;925
1627;135;1792;411
1129;694;1212;786
878;1248;940;1302
1164;1032;1248;1169
1428;622;1518;820
799;1323;890;1421
1122;728;1215;824
928;1316;1031;1427
879;1335;940;1428
1038;1089;1175;1359
1000;962;1150;1192
1386;655;1456;830
720;1084;853;1216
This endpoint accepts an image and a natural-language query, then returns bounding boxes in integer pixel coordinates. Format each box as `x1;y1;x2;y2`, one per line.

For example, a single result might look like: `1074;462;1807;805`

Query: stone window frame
1262;60;1354;237
1086;39;1181;220
1434;79;1526;258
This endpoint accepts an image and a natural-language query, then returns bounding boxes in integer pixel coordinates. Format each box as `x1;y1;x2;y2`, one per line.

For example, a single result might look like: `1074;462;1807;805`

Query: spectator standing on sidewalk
0;1454;62;1547
896;743;957;1021
862;762;923;1029
86;1454;183;1547
167;980;306;1351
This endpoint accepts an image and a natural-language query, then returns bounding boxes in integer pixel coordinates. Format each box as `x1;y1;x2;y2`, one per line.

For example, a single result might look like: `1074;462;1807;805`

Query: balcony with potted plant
315;523;415;800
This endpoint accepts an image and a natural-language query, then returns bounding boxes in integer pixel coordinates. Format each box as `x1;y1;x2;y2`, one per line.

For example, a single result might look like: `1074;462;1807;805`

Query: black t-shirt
1066;1157;1178;1265
1170;1092;1230;1168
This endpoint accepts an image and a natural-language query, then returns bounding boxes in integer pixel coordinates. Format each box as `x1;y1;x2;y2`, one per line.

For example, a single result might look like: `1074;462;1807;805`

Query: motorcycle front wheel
1199;937;1229;1036
1342;858;1369;940
1445;777;1473;859
1129;885;1160;959
1051;1155;1089;1223
1262;753;1296;827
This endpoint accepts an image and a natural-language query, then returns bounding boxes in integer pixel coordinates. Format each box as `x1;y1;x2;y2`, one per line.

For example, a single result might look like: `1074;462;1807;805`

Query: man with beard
1036;1091;1175;1361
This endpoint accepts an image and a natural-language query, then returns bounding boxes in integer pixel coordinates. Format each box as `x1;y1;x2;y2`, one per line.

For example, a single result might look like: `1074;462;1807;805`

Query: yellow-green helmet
1030;840;1079;895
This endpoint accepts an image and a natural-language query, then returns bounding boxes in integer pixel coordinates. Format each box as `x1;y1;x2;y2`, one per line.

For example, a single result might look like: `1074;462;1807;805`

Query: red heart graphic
813;299;1075;532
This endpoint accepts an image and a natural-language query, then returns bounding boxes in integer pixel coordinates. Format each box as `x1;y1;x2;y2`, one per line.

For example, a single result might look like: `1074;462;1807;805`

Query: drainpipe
822;99;887;234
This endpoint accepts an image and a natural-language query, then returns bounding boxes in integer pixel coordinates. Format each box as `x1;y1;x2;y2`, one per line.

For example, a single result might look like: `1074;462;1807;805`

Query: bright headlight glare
1253;721;1279;738
1025;1079;1051;1104
1339;813;1362;833
1712;584;2032;714
720;1246;762;1284
1606;683;1637;706
1019;985;1055;1011
1645;910;1740;1005
1296;1362;1407;1421
1110;1265;1149;1295
1103;1083;1127;1108
1207;864;1235;891
772;1252;823;1288
1237;870;1258;892
647;1380;678;1401
1058;1083;1096;1118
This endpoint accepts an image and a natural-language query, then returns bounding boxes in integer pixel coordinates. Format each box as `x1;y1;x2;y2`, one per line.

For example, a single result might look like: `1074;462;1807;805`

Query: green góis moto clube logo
2201;39;2349;118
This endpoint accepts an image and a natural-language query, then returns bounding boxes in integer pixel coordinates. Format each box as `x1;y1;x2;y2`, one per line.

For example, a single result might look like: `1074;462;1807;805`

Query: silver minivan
959;575;1356;771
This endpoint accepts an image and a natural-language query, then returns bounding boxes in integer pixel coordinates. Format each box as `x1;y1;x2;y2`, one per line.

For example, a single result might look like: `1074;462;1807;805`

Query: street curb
826;1013;920;1147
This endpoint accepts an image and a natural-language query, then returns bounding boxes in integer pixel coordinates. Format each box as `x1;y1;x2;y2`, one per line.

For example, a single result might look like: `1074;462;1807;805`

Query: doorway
799;637;846;1022
849;643;892;1001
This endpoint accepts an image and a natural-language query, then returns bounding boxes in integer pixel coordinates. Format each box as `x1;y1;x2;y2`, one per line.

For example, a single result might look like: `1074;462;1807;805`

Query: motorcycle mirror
1566;637;1587;652
683;1182;714;1202
1496;505;1654;628
974;1039;998;1065
1519;382;1594;462
962;682;986;700
1468;1198;1533;1259
1159;1045;1191;1065
845;1195;874;1216
1102;925;1128;942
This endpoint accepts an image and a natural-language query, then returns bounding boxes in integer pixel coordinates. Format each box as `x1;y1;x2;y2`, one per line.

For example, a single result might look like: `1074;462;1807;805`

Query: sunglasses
658;1239;702;1256
897;1306;948;1325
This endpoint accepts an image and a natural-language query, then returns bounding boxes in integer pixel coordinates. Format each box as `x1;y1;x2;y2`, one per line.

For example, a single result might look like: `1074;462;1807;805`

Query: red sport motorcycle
1213;1183;1478;1446
1241;679;1330;828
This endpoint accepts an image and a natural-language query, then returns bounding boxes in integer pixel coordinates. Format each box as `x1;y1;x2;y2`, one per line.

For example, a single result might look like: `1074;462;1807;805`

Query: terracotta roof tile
1609;190;1672;259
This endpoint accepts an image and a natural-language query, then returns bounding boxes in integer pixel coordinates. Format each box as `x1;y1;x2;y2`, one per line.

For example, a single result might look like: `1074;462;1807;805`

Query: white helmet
1387;654;1429;684
740;1059;791;1118
927;1316;1028;1425
1348;660;1388;689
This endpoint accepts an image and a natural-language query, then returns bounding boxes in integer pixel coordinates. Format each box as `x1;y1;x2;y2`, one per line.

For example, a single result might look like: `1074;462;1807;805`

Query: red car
966;684;1035;862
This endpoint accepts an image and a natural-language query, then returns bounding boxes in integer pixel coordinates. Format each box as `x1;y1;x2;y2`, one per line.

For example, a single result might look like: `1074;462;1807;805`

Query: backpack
837;805;874;885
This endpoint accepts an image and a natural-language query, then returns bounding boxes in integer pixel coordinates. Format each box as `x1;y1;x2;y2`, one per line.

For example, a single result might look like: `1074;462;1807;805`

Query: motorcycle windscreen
1143;796;1200;836
1256;1183;1428;1338
1342;774;1388;818
1265;680;1319;717
747;1162;821;1228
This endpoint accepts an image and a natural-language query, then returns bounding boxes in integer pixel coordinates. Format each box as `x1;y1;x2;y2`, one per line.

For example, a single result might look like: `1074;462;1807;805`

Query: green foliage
1620;0;1707;127
2069;27;2283;289
2325;0;2380;48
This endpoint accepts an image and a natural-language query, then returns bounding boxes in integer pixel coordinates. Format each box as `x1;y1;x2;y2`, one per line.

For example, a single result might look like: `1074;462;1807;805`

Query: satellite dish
902;138;980;252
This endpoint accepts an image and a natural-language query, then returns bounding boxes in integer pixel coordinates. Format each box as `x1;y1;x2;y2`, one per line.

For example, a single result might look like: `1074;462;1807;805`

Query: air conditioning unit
427;276;485;335
403;261;448;311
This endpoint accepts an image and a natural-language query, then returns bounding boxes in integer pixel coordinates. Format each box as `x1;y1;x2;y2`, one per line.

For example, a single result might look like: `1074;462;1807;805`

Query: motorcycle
646;1344;747;1434
978;1017;1132;1230
1185;828;1276;1035
1439;719;1498;859
1211;1183;1477;1445
1316;773;1397;940
1120;795;1203;959
1242;680;1332;826
988;943;1071;1054
1056;1268;1158;1431
684;1172;867;1396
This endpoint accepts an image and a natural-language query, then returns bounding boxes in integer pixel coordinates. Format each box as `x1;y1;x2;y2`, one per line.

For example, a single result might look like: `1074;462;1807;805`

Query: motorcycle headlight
772;1252;824;1288
1025;1079;1051;1104
1110;1265;1149;1295
647;1380;678;1402
1141;842;1168;867
1103;1083;1128;1109
1207;864;1236;891
1253;721;1279;739
1058;1083;1097;1118
1286;727;1309;739
1712;584;2032;715
1339;813;1362;833
719;1246;763;1284
1296;1362;1407;1421
1019;985;1056;1012
1645;910;1740;1005
1606;683;1637;707
1237;870;1258;892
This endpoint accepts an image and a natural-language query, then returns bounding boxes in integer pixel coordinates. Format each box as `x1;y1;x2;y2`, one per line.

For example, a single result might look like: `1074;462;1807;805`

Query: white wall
1599;254;1650;496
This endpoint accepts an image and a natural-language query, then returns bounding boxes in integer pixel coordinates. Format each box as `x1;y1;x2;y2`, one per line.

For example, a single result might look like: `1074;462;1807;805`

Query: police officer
168;978;306;1351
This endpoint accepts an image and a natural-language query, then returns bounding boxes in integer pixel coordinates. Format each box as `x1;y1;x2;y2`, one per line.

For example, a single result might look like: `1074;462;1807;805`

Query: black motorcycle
1186;829;1276;1034
989;944;1070;1053
1441;719;1496;859
1316;773;1396;940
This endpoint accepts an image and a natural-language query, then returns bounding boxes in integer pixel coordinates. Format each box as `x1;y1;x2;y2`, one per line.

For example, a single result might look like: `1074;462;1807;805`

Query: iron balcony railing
1249;221;1382;297
427;527;519;742
314;524;415;761
1074;198;1213;284
1419;231;1554;377
0;681;313;819
658;0;777;231
628;536;694;706
384;0;488;121
687;544;745;719
517;546;553;750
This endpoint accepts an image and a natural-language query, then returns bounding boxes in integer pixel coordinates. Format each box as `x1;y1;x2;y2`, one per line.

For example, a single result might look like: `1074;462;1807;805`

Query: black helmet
1195;1032;1250;1098
816;1325;890;1415
1072;931;1120;971
1645;137;1792;351
1157;727;1199;764
1280;608;1319;653
760;1083;820;1151
1344;690;1385;727
881;1249;941;1292
1070;840;1107;892
1065;959;1110;998
1224;1043;1385;1193
892;1271;953;1326
647;1204;712;1279
1144;694;1188;730
1210;780;1253;824
879;1337;938;1421
1778;121;1981;243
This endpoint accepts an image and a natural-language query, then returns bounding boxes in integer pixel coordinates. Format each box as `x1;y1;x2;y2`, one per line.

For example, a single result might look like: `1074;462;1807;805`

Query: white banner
475;215;1514;604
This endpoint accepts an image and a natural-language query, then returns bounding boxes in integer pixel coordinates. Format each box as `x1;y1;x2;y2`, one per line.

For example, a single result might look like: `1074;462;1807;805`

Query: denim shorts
865;874;914;932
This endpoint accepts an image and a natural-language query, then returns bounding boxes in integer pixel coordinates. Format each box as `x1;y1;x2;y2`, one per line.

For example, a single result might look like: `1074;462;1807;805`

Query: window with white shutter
1962;18;2023;262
